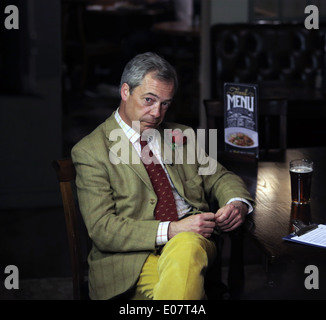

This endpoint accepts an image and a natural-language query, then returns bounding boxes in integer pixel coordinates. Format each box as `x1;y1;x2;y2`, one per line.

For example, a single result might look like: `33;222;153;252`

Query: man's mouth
143;121;159;126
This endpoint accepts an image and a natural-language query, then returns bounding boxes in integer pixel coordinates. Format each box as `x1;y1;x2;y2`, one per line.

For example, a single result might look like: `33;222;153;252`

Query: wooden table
244;147;326;298
248;147;326;262
219;148;326;298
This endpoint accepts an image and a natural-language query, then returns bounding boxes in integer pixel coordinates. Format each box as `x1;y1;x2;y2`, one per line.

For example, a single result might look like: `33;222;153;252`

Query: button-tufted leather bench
210;22;326;99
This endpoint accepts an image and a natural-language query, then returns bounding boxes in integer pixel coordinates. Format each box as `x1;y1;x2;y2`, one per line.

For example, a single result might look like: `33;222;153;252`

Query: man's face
119;72;174;133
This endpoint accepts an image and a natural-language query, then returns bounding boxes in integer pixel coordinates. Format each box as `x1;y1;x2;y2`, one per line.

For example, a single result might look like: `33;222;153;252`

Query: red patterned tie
140;139;178;222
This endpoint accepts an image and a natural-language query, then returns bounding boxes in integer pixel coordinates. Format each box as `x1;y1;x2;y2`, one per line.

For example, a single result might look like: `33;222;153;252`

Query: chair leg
228;226;245;299
205;236;228;300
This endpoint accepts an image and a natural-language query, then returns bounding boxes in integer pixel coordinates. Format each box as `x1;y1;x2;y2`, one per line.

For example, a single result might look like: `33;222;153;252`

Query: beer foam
290;166;313;173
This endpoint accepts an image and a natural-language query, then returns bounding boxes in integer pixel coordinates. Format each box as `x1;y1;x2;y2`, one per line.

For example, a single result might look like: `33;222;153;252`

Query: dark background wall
0;0;67;279
0;0;62;209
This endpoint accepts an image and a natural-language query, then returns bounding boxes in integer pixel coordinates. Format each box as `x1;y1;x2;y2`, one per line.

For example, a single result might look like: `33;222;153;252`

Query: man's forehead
140;73;174;90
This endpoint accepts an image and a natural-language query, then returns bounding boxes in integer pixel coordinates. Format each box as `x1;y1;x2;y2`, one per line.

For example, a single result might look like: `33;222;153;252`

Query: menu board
224;83;259;157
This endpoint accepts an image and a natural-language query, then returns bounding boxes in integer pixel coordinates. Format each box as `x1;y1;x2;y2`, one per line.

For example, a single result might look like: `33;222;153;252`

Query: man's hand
168;212;216;240
215;201;248;232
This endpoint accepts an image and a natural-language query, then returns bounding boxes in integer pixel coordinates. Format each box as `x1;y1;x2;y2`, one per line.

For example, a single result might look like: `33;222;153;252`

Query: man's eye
145;97;153;103
162;101;171;108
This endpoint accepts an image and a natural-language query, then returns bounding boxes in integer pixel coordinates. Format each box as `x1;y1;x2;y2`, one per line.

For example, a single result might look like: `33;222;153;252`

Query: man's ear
120;83;129;101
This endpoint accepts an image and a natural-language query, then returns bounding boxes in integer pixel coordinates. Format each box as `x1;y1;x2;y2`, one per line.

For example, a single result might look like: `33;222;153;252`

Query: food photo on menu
224;83;259;157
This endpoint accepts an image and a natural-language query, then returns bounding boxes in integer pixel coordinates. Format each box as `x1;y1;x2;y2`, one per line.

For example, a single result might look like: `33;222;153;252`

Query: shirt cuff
227;197;254;214
156;221;170;246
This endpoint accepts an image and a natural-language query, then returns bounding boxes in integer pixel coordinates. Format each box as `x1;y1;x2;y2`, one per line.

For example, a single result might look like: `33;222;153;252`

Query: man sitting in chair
71;52;254;300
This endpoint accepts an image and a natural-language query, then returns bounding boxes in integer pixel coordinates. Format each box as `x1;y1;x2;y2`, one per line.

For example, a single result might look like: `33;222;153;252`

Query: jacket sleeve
71;142;160;253
176;125;255;209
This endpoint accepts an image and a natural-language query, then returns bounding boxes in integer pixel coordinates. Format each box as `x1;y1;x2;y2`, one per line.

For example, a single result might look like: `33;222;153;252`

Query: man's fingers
200;212;216;221
215;202;247;231
218;214;242;231
215;205;236;224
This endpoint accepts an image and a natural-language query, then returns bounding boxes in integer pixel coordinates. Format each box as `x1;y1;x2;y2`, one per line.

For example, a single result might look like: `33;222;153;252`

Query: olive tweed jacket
71;112;253;300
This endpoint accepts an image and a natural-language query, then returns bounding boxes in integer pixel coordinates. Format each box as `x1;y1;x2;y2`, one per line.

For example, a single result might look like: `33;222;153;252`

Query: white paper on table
283;224;326;248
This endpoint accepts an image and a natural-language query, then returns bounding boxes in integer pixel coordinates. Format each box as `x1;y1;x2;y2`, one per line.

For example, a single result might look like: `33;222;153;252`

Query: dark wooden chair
52;158;89;300
204;98;288;161
52;158;150;300
258;99;288;158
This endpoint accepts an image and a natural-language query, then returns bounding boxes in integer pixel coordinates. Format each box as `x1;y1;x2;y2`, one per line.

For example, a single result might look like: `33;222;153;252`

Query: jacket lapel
104;114;154;192
104;115;187;197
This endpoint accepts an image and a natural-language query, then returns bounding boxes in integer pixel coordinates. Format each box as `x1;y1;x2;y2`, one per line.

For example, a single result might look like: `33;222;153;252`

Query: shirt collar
114;108;140;144
114;108;155;144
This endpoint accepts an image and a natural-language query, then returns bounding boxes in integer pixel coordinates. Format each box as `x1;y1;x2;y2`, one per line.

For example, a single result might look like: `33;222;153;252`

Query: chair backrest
259;99;288;152
204;98;288;159
52;158;89;300
204;100;225;153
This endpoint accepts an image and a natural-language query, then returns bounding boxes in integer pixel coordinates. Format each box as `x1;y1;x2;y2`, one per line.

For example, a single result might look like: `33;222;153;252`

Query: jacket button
150;199;156;205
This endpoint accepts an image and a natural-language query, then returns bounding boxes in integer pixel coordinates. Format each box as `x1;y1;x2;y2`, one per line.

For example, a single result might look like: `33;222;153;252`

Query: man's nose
150;104;161;118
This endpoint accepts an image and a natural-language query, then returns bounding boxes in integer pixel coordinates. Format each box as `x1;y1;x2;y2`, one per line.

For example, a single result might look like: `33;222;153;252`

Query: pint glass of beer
289;159;313;204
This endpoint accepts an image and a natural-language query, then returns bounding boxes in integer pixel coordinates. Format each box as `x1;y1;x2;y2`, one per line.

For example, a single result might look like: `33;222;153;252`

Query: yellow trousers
136;232;217;300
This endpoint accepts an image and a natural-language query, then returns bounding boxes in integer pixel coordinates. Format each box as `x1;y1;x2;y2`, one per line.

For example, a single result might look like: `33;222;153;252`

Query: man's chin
142;122;160;130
